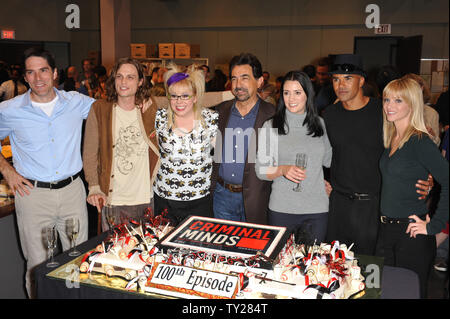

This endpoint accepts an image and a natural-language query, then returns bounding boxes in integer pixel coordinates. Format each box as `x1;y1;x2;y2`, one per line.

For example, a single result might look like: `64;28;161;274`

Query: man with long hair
82;57;159;231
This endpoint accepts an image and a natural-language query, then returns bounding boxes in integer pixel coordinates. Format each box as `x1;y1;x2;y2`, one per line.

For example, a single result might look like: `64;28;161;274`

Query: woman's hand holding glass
280;165;306;184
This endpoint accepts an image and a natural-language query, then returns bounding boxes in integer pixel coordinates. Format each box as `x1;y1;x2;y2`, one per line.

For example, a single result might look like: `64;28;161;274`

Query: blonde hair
382;77;429;149
163;63;205;129
403;73;432;103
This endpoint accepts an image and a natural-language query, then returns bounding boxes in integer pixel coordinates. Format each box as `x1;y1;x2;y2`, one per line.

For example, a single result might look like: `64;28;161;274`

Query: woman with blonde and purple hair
153;64;218;225
379;76;448;298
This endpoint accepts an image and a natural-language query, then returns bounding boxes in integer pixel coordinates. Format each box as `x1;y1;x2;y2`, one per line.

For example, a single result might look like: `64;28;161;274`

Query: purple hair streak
167;72;189;87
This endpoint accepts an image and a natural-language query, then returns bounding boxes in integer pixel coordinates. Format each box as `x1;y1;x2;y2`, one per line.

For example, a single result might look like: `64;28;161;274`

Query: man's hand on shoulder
416;173;433;200
138;97;153;113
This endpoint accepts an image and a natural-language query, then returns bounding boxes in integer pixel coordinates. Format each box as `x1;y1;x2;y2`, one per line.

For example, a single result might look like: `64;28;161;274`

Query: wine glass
293;153;307;192
66;218;81;257
44;226;59;268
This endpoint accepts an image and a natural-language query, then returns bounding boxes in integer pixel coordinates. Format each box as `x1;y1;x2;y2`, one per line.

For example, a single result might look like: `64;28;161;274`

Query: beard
233;87;250;101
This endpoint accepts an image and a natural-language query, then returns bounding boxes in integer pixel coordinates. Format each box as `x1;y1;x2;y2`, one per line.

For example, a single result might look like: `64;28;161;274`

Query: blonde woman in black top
379;77;449;298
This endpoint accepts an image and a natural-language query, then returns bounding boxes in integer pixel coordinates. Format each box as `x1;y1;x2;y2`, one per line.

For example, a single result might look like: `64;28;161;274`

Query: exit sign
374;24;391;35
1;30;15;39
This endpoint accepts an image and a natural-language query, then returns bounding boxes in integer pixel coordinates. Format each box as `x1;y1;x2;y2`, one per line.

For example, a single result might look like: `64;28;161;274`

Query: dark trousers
268;209;327;244
154;193;213;226
326;191;380;256
378;222;436;298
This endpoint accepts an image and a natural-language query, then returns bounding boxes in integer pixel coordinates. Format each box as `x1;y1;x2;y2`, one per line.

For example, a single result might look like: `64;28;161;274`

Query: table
0;200;14;219
34;233;420;299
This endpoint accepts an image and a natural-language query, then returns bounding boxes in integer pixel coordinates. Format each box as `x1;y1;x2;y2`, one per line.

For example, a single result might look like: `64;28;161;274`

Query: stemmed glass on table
66;218;81;257
44;225;59;268
293;153;308;192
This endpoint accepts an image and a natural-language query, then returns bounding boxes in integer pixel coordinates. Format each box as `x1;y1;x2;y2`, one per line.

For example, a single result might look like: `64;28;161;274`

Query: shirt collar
231;98;261;118
20;87;68;108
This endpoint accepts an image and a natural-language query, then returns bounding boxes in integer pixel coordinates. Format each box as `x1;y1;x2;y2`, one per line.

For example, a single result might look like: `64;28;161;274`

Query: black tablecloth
34;233;420;299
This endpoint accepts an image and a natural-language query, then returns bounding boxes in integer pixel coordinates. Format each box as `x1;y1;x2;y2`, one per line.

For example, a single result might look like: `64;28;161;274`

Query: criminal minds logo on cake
160;216;288;259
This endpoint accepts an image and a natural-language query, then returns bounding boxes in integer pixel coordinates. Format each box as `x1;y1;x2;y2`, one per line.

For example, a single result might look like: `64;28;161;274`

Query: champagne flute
44;226;59;268
66;218;81;257
293;153;307;192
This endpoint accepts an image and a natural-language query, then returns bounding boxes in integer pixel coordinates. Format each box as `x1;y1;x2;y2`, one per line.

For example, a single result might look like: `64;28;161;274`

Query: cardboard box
158;43;174;59
174;43;190;59
175;43;200;59
130;44;157;59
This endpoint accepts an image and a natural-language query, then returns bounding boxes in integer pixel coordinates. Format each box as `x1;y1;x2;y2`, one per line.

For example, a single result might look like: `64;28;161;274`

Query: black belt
217;176;243;193
380;215;424;224
334;190;372;200
28;172;81;190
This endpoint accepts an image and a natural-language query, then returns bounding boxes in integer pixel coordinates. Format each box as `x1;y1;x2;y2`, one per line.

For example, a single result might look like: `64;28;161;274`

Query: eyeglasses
331;64;364;74
168;94;193;101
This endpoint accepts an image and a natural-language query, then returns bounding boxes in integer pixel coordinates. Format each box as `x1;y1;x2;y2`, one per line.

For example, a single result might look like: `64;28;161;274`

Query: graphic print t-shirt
110;105;151;205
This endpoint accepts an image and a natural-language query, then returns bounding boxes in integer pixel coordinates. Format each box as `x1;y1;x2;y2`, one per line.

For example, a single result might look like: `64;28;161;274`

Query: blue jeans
213;183;246;222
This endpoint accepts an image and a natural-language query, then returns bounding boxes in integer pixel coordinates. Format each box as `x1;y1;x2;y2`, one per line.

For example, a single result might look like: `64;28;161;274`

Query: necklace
173;126;193;136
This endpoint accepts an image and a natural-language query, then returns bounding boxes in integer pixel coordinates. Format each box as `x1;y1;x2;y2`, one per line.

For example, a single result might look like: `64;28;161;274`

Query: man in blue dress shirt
0;48;95;298
211;53;275;224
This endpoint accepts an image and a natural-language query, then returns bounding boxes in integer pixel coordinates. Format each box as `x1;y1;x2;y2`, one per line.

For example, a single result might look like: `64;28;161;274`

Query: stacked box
158;43;174;59
130;44;157;59
175;43;200;59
